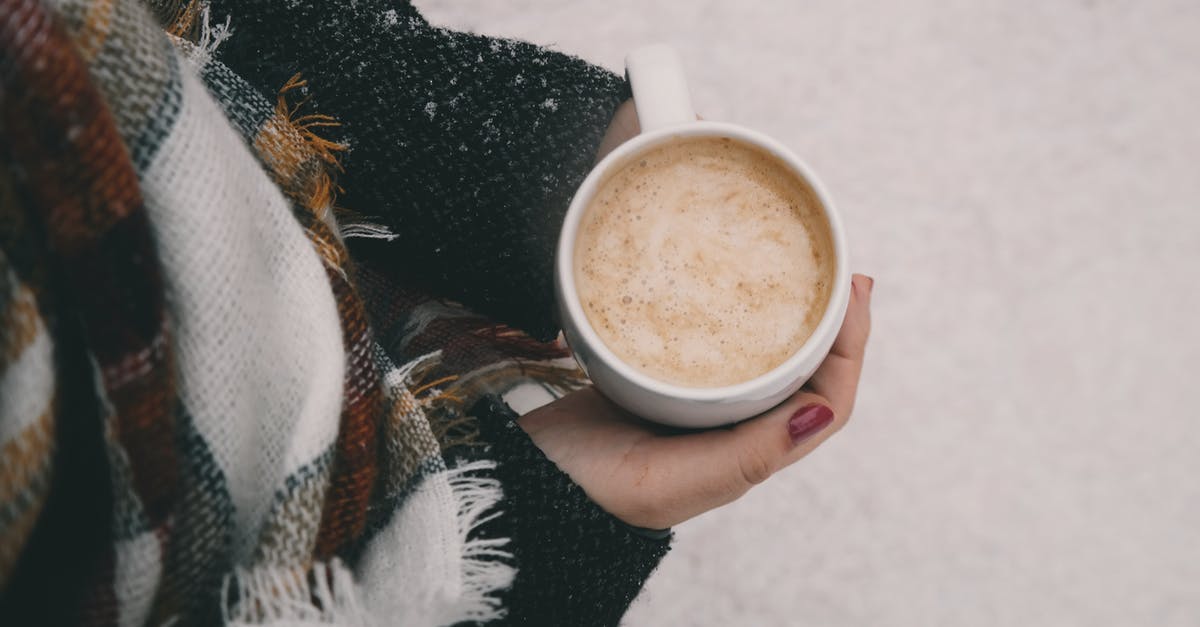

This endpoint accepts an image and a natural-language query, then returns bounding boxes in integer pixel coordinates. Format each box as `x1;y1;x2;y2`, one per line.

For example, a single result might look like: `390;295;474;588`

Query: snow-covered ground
417;2;1200;624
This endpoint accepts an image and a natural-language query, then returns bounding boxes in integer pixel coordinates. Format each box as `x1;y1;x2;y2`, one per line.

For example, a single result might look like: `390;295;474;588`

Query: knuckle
737;446;775;487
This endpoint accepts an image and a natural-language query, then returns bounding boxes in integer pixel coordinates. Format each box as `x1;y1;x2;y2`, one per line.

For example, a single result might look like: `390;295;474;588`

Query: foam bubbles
574;137;835;388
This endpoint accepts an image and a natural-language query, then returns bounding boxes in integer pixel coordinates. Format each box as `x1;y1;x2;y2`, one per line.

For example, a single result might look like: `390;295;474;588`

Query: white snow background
417;2;1200;625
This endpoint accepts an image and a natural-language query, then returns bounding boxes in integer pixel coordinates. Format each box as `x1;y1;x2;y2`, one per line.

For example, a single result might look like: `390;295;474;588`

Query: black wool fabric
469;396;672;627
211;0;630;340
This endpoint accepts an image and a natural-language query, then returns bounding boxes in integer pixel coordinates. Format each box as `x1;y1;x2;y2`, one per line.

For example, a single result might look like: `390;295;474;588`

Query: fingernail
788;404;835;446
865;275;875;293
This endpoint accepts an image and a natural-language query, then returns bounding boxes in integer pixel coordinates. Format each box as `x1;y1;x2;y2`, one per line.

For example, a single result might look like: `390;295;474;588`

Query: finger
830;273;873;361
639;389;839;528
807;273;873;418
725;390;842;485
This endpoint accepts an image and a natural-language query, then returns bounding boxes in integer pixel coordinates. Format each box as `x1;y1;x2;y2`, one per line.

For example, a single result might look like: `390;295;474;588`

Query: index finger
806;273;873;420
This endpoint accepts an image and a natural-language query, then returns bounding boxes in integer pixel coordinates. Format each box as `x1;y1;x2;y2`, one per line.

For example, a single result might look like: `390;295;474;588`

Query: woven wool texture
2;0;503;623
1;0;671;624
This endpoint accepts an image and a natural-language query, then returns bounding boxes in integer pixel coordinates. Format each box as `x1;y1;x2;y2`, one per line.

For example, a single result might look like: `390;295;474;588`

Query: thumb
653;277;870;525
721;391;840;489
664;390;840;523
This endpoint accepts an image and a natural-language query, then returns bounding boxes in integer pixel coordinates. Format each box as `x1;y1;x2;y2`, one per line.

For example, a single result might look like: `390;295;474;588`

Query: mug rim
556;120;851;403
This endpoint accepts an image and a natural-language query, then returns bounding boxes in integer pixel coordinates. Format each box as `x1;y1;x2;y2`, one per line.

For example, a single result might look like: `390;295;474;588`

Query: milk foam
574;137;835;388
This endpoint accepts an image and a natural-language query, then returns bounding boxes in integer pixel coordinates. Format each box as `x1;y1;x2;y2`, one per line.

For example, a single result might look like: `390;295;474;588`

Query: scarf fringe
336;219;399;242
194;3;232;62
441;460;516;623
167;1;231;67
217;463;514;626
384;350;442;391
220;559;368;626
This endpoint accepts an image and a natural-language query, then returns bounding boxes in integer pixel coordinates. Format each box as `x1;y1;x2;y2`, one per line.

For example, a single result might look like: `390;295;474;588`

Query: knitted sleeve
469;395;671;627
211;0;630;341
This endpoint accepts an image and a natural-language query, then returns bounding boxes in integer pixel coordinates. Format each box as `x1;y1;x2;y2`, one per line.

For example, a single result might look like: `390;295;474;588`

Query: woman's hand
519;274;873;530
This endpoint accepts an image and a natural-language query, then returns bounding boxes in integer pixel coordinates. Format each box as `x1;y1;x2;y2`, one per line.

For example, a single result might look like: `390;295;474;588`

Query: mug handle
625;44;696;133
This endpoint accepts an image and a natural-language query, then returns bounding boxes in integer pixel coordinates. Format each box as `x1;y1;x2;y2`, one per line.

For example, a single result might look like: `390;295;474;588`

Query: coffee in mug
554;44;850;427
573;136;835;388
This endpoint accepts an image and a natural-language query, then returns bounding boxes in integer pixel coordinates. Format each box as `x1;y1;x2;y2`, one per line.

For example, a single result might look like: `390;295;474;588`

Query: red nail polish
788;404;834;445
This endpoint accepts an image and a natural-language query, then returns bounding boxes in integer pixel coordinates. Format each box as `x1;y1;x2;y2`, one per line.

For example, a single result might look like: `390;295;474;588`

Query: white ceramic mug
554;44;851;428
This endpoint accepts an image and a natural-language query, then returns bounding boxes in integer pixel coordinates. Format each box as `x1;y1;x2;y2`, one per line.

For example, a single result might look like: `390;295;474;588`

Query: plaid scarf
0;0;588;624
